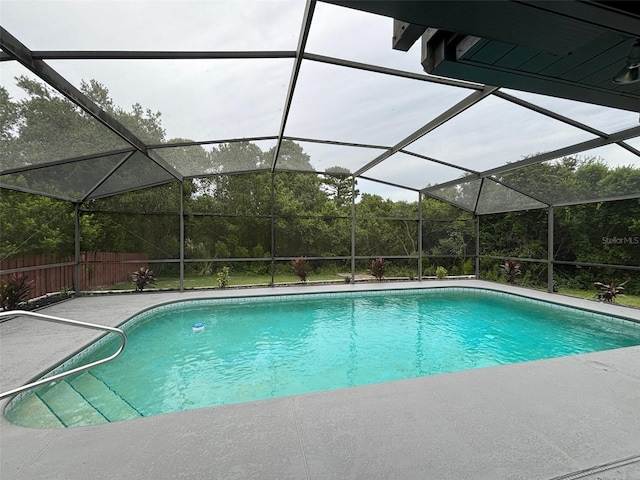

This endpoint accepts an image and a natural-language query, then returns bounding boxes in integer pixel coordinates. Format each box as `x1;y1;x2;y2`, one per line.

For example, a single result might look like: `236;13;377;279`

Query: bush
500;260;521;284
461;258;475;275
131;267;156;291
370;258;385;281
217;266;231;288
435;266;448;279
0;274;33;311
292;257;311;282
594;280;627;302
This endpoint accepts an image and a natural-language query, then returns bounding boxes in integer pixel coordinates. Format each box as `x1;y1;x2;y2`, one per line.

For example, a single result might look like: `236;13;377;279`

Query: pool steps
9;392;64;428
69;372;142;423
7;372;142;428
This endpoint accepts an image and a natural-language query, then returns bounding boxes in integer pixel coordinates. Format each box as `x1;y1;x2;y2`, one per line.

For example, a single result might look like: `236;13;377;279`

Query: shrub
435;266;448;279
422;263;436;277
217;266;231;288
370;257;385;281
461;258;475;275
292;257;311;282
594;280;627;302
0;274;33;311
500;260;521;284
131;267;156;292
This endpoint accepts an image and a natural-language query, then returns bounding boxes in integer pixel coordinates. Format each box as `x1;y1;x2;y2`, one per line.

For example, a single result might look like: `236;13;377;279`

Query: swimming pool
6;287;640;428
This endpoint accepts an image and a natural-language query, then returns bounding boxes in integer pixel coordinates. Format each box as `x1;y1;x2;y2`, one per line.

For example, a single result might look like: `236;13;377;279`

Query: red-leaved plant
131;267;156;292
500;260;521;284
0;273;33;311
370;257;385;281
594;280;628;302
292;257;311;283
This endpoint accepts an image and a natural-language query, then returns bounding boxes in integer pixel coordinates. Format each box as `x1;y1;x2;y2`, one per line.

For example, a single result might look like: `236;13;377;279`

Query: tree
322;166;359;209
0;189;75;259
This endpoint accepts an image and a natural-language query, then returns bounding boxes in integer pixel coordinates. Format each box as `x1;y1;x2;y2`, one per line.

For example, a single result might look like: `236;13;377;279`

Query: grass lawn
557;288;640;309
100;271;350;291
98;275;640;310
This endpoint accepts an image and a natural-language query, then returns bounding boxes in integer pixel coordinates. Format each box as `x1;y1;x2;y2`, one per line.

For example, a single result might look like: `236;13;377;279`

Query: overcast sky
2;0;639;202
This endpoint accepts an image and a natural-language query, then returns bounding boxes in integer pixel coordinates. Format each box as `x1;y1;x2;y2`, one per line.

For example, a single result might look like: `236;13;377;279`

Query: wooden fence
0;252;149;299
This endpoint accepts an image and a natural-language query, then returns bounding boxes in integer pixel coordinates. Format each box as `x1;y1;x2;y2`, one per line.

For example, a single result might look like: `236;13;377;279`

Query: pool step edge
4;391;65;429
70;372;142;422
40;379;108;427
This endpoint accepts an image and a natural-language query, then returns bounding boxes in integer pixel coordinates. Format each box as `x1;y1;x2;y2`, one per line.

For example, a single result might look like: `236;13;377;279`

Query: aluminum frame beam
424;124;640;195
81;152;136;202
271;0;316;173
0;27;183;182
482;125;640;177
494;90;610;139
304;52;483;90
0;149;135;175
354;86;497;177
28;51;296;60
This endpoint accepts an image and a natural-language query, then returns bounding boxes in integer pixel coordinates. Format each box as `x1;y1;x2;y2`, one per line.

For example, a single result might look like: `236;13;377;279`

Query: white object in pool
192;322;205;332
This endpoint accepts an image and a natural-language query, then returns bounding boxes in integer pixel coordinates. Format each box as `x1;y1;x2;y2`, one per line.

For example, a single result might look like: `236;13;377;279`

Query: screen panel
1;63;132;171
496;145;640;205
50;58;293;145
476;179;548;215
285;59;471;146
426;178;482;213
364;151;469;190
407;95;598;172
89;152;178;198
0;152;129;201
502;88;640;135
1;0;305;51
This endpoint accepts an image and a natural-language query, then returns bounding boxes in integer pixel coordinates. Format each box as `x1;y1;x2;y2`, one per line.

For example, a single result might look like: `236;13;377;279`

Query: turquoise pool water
6;288;640;428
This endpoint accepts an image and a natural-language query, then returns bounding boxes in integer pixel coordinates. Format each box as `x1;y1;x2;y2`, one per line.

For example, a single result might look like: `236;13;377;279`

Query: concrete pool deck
1;280;639;479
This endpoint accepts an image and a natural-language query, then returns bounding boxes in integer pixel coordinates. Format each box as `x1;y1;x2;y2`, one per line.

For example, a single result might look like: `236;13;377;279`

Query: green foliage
0;274;33;310
435;266;448;279
235;246;249;258
214;241;231;259
0;190;75;259
291;257;311;283
131;267;156;291
322;167;359;209
370;257;385;281
217;266;231;288
594;280;627;302
461;258;475;275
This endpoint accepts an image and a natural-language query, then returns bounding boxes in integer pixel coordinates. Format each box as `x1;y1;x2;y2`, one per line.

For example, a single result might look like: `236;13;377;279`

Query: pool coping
2;279;640;479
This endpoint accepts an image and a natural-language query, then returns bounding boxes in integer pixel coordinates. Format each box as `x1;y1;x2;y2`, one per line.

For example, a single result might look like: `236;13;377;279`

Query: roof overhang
325;0;640;112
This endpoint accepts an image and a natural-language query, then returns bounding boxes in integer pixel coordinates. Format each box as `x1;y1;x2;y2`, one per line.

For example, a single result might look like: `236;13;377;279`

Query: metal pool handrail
0;310;127;400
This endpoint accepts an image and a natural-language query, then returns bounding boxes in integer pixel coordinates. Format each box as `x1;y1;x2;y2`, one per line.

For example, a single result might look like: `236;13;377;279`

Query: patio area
1;280;639;479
